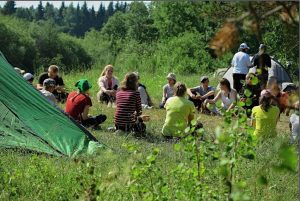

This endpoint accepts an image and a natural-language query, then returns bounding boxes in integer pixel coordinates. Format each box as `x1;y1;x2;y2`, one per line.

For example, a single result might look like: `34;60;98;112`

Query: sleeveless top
220;89;236;109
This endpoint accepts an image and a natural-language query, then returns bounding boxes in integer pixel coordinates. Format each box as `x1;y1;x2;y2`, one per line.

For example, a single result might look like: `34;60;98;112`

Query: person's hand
191;94;197;99
140;115;150;122
111;90;117;96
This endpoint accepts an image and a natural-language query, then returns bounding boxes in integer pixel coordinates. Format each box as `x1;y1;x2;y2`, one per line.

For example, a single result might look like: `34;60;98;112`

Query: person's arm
81;105;90;121
161;86;167;102
187;88;195;98
201;90;215;99
206;91;221;104
246;55;254;68
98;77;111;94
36;74;44;90
56;77;66;92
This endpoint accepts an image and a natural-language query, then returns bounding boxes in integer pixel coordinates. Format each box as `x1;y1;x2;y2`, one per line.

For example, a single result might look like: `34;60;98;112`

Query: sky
0;1;133;9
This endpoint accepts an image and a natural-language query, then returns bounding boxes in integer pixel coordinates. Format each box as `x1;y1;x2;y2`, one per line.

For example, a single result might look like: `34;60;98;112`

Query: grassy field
0;67;298;200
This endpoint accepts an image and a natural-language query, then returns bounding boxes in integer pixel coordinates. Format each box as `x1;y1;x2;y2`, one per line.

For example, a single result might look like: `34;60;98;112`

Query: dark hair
174;82;187;97
259;95;272;112
220;78;231;92
121;73;138;90
201;78;209;83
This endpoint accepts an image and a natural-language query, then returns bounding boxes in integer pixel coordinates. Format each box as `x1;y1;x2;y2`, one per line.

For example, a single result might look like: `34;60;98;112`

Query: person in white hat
23;73;34;85
160;73;176;109
40;78;57;105
231;42;253;94
252;44;272;89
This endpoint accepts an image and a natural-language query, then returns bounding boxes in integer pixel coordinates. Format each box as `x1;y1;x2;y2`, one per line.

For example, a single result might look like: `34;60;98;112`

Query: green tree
2;1;16;15
35;1;44;21
96;3;106;30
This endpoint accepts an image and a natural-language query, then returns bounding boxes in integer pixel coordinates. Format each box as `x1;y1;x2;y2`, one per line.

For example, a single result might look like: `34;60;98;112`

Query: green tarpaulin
0;52;105;157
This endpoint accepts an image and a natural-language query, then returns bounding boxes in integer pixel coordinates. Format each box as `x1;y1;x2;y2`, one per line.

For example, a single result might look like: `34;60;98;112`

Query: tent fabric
219;56;292;88
0;52;105;157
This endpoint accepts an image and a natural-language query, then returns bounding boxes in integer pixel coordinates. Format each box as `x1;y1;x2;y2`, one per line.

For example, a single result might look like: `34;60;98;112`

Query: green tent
0;52;105;157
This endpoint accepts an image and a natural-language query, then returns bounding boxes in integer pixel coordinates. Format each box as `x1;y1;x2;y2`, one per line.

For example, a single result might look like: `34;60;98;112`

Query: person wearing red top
65;79;106;129
114;73;149;134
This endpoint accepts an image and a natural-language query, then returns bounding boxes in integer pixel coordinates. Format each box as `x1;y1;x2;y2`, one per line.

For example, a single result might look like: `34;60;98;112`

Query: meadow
0;66;298;201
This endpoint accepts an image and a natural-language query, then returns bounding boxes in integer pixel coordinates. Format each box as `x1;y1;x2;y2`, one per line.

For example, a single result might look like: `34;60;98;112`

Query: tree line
0;1;127;37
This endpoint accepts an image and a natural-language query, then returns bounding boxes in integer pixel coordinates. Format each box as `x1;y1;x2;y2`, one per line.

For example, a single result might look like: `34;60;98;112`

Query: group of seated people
16;64;299;141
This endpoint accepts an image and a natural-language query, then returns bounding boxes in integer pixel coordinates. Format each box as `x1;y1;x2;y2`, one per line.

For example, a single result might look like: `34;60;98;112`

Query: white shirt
231;51;252;74
220;89;237;109
290;113;299;142
40;89;56;104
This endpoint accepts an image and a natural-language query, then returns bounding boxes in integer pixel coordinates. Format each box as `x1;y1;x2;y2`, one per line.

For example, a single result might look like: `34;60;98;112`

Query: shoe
107;126;116;132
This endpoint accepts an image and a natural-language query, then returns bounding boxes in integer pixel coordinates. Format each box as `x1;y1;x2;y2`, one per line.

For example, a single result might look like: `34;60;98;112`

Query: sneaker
107;126;116;132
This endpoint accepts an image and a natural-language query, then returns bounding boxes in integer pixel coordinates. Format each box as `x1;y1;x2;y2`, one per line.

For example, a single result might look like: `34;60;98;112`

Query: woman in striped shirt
115;72;148;134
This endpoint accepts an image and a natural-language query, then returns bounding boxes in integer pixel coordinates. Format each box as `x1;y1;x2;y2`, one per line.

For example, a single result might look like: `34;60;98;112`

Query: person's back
162;96;194;137
252;105;279;137
65;91;92;121
115;89;142;126
40;89;56;104
232;51;251;74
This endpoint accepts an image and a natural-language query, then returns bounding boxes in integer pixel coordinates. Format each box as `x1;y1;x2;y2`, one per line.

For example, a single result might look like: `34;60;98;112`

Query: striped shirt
115;89;142;126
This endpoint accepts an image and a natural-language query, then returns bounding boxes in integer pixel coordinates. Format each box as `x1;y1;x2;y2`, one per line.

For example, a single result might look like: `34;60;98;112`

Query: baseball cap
200;76;209;83
166;73;176;81
14;67;25;75
75;79;92;92
23;73;34;81
239;43;250;50
43;78;56;87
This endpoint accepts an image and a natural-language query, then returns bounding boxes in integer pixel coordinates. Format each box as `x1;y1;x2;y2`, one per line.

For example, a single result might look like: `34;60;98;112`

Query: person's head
259;89;273;112
245;72;256;85
48;65;59;79
239;43;250;53
121;72;138;90
14;67;25;75
166;73;176;85
23;73;34;84
219;78;231;92
43;78;56;93
200;76;209;88
174;82;187;97
134;72;140;83
258;44;266;55
101;65;114;78
75;79;92;94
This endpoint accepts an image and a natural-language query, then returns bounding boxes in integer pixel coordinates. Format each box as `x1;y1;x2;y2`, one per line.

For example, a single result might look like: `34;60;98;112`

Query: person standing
231;43;252;93
252;44;272;89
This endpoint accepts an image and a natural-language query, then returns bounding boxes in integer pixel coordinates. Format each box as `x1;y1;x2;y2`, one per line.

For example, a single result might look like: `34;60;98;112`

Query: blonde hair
101;65;114;77
48;65;59;73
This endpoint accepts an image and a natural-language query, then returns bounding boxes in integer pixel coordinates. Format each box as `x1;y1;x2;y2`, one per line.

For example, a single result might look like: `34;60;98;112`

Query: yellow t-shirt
251;105;280;137
162;96;195;137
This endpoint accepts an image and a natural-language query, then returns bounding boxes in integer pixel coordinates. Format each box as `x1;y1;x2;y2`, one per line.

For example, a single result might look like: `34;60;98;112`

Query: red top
115;89;142;126
65;91;92;121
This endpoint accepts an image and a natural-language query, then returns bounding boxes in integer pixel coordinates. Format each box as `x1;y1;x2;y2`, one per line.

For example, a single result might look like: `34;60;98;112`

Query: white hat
239;43;250;50
14;67;25;75
166;73;176;81
23;73;34;81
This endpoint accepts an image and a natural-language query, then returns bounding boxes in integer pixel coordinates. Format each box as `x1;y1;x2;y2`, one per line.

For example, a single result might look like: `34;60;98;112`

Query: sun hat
239;43;250;50
23;73;34;81
75;79;92;92
200;76;209;83
14;67;25;75
166;73;176;81
43;78;56;87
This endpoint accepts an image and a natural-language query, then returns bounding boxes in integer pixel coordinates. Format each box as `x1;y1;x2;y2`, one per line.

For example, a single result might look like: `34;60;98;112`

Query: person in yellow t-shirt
162;82;196;138
251;89;280;138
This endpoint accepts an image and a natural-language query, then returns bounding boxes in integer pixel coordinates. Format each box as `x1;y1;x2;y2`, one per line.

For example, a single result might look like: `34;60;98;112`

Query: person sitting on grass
97;64;119;107
239;73;261;116
135;72;153;109
251;89;280;138
23;73;34;86
114;73;150;135
205;78;237;115
187;76;215;113
162;82;202;139
65;79;107;130
160;73;176;109
40;78;57;105
37;65;68;103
